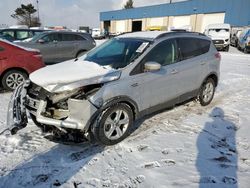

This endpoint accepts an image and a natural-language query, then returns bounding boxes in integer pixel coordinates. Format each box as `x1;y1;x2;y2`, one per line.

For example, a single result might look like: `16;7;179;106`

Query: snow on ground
0;48;250;188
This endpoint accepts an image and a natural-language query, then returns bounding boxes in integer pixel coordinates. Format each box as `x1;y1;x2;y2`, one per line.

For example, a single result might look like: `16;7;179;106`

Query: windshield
84;38;150;69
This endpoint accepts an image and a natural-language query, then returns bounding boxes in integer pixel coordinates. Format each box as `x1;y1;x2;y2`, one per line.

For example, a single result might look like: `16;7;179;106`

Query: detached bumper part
35;99;97;131
7;83;29;135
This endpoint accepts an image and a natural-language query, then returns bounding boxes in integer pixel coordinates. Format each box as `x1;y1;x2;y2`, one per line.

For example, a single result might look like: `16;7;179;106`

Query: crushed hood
29;59;118;93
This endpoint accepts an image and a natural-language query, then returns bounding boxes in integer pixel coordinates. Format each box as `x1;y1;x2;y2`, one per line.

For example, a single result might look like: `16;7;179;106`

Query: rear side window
75;35;86;41
62;34;86;41
177;38;210;60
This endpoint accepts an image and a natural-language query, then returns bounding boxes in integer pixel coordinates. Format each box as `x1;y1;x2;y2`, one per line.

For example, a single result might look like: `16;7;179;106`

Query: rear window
177;38;211;60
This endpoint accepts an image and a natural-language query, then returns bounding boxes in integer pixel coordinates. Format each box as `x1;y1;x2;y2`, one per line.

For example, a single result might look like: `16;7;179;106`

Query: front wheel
93;103;133;145
199;78;215;106
1;70;28;90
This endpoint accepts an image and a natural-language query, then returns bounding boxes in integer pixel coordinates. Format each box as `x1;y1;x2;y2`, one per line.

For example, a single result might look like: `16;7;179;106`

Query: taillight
215;52;221;61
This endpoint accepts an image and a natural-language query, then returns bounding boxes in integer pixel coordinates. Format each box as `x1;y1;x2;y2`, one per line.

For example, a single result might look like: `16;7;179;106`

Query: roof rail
156;31;206;40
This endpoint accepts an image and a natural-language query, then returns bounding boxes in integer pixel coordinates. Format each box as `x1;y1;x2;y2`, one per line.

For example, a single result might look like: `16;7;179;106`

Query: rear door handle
200;62;206;65
0;57;7;60
171;69;178;74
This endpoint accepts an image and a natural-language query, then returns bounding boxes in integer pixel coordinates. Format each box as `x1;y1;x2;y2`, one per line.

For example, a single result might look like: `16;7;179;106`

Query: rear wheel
1;70;28;90
93;103;133;145
199;78;215;106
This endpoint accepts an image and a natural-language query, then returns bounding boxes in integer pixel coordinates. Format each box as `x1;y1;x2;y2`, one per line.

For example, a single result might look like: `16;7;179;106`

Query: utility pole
170;0;172;3
36;0;40;22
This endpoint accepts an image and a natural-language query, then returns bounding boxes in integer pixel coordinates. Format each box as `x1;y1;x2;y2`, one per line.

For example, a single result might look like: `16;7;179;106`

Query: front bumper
7;82;98;134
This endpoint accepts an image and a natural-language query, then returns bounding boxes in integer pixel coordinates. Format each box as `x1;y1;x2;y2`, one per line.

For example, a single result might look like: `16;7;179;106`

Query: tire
224;45;229;52
243;47;249;54
199;78;215;106
76;50;86;58
92;103;133;145
1;70;28;90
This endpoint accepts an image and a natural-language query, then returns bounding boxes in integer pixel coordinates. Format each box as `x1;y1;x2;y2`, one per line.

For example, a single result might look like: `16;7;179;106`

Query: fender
85;95;139;133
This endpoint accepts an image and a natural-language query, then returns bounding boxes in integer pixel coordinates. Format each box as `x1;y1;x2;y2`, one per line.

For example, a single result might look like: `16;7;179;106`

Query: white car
204;23;231;51
92;28;104;39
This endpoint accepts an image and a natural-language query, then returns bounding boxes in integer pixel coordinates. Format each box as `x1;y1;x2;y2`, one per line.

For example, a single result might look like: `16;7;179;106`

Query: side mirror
144;62;161;72
37;39;45;44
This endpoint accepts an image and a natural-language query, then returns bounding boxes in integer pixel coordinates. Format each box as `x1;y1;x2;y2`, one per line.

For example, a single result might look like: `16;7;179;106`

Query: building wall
100;0;250;33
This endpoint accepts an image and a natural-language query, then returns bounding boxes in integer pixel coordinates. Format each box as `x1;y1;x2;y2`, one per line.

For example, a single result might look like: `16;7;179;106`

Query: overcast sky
0;0;185;29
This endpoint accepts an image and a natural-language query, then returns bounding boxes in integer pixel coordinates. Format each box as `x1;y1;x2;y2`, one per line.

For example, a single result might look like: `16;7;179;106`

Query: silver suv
7;31;221;145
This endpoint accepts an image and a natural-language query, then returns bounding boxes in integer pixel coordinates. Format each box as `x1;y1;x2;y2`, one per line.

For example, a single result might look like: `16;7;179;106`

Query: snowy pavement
0;50;250;188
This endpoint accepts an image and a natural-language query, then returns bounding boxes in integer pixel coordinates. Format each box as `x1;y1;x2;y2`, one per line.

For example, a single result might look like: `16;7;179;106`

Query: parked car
0;39;45;90
0;28;48;42
92;28;105;39
7;31;220;145
16;31;96;64
230;29;243;47
204;23;231;51
237;28;250;53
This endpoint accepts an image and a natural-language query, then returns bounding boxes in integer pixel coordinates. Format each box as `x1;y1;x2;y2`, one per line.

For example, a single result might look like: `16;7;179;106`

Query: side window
42;33;61;42
75;35;86;41
2;31;15;39
62;34;75;41
177;38;210;60
16;31;29;40
142;39;177;66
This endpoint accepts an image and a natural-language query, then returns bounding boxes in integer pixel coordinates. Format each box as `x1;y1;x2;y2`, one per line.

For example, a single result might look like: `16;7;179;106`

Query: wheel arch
202;72;219;87
0;67;29;85
75;49;87;58
86;96;139;133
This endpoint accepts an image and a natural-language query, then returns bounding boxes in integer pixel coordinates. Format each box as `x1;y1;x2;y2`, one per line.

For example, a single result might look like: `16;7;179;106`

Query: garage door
116;20;126;33
149;17;164;26
201;13;225;33
173;15;191;28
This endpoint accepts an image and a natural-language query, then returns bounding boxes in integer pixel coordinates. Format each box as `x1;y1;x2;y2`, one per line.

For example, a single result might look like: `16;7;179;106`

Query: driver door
130;39;180;111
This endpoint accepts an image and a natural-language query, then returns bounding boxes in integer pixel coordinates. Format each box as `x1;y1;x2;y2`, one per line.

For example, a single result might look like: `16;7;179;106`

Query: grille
213;40;224;45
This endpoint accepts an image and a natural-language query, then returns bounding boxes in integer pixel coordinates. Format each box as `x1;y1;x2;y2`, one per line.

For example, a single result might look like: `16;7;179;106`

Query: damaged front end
7;80;101;142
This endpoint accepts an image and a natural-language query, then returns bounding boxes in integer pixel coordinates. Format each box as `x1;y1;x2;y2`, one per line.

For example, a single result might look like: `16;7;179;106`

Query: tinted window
76;35;86;41
42;33;62;42
16;31;29;40
178;38;210;60
142;39;177;66
62;34;86;41
62;34;76;41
